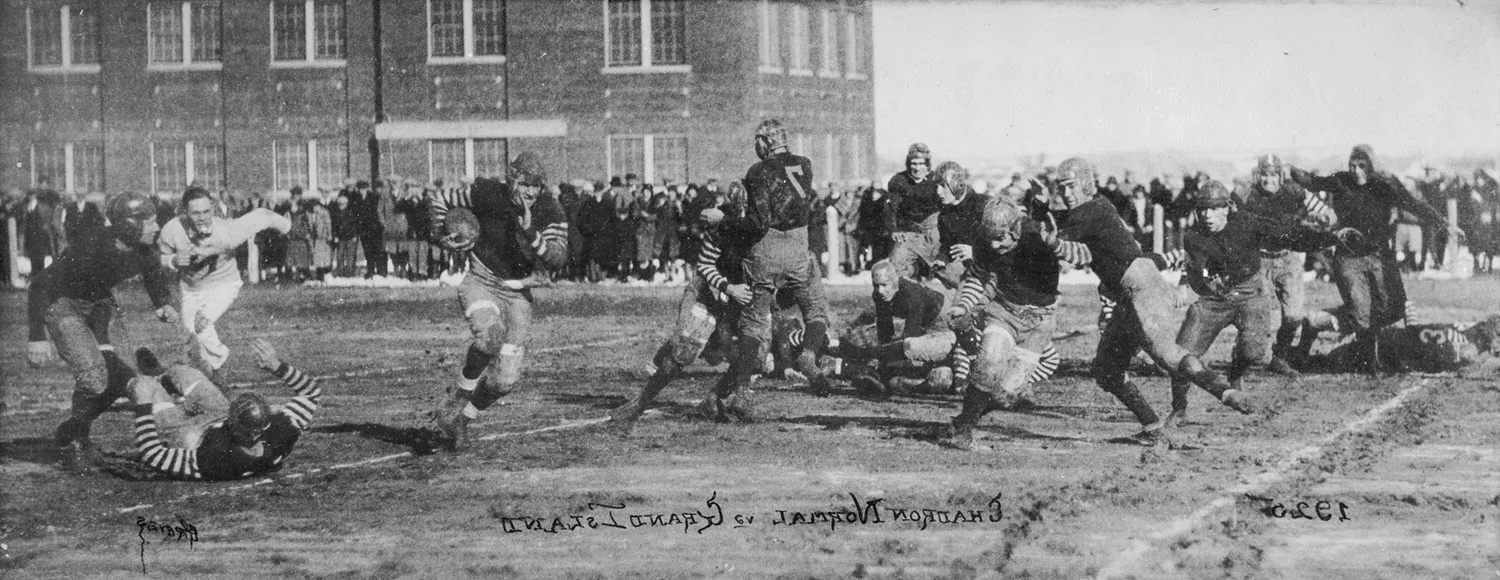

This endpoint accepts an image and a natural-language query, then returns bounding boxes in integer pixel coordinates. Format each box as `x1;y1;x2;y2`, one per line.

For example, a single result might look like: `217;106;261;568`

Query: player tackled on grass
430;153;569;450
128;339;320;480
838;260;958;396
1288;145;1465;375
1167;180;1334;427
27;191;177;470
607;182;754;430
707;119;834;421
938;197;1066;450
157;187;292;384
1050;158;1252;446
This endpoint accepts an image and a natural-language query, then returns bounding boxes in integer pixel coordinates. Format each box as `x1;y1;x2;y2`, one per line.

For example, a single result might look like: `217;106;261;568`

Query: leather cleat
1115;427;1169;447
1220;390;1256;415
435;411;472;452
937;421;978;451
698;396;728;423
609;397;647;425
1164;408;1189;429
58;439;104;473
1265;357;1301;379
722;391;759;424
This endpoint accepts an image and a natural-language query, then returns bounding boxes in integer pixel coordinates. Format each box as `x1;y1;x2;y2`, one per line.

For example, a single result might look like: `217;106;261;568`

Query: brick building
0;0;875;198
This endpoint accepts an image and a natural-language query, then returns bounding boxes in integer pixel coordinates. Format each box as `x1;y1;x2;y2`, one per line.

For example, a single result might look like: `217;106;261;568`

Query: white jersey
158;209;291;290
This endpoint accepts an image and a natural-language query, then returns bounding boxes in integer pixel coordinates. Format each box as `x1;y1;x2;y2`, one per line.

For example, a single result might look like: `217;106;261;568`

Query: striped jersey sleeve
953;263;993;312
427;185;472;242
1053;240;1093;267
271;362;321;430
694;232;730;292
133;411;202;479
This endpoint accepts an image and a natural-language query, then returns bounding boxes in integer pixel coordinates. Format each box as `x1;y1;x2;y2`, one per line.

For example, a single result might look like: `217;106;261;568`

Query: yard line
7;334;645;418
1093;379;1431;579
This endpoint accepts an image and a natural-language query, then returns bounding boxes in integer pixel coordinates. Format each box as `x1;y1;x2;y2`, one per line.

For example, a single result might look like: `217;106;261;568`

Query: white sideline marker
1094;379;1432;579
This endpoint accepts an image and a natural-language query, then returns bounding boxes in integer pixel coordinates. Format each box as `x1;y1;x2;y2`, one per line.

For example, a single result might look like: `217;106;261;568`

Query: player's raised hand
172;253;195;268
949;244;974;263
156;306;180;324
251;339;282;371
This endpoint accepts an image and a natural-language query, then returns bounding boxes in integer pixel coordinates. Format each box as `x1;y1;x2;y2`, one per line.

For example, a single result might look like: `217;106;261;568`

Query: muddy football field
3;276;1498;579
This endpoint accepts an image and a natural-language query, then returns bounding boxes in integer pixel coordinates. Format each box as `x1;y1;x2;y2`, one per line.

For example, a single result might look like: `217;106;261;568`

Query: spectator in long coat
15;183;62;278
60;190;105;249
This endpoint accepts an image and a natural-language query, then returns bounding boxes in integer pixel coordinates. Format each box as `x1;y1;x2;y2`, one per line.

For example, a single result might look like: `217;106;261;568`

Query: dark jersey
1236;181;1310;222
429;179;569;279
1181;213;1330;298
874;278;947;342
1057;196;1143;297
886;172;944;232
958;219;1061;309
938;192;990;254
27;229;173;341
1292;168;1443;257
133;362;320;481
740;151;815;239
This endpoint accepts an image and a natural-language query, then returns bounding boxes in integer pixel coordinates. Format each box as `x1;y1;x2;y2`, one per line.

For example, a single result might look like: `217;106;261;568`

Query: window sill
28;64;101;75
601;64;692;74
147;62;223;72
788;68;814;77
845;72;867;81
270;59;347;69
818;69;841;79
758;65;783;74
428;55;508;65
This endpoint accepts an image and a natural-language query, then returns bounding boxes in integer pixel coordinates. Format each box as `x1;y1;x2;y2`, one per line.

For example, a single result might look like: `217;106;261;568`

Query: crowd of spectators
5;165;1500;288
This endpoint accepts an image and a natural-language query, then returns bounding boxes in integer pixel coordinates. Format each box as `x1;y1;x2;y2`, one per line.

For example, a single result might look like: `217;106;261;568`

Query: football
445;207;481;244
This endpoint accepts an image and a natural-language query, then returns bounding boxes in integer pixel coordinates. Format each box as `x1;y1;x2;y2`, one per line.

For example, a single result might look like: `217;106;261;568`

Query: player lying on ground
608;182;754;430
938;197;1067;450
1288;144;1465;376
1312;315;1500;376
27;191;177;469
157;186;292;385
837;260;961;397
129;339;321;481
429;153;569;450
1166;179;1335;427
1050;157;1253;446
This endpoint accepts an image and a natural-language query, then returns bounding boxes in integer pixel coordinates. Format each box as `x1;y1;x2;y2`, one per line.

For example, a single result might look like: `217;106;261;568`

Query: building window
473;139;508;179
428;0;506;62
31;144;67;190
844;12;864;79
152;143;189;195
272;0;344;66
193;143;224;191
818;8;838;77
608;135;686;185
604;0;687;72
27;5;99;72
273;141;310;191
758;1;780;73
788;4;810;75
150;2;222;68
316;140;347;191
430;139;467;186
32;143;107;194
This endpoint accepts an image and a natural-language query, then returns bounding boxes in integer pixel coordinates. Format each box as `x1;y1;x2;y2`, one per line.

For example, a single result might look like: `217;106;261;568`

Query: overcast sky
871;0;1500;165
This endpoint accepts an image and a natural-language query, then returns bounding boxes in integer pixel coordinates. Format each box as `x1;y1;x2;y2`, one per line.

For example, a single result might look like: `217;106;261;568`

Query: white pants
181;280;242;371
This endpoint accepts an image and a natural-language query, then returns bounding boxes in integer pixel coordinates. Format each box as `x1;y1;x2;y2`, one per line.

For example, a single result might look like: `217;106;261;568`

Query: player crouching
129;339;320;480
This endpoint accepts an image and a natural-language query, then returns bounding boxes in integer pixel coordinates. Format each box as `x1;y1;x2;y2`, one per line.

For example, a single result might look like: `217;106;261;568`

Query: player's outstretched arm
251;339;321;430
130;376;203;479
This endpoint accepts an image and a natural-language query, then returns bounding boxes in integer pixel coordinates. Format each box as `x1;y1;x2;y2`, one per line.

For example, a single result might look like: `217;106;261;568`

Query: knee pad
494;344;523;387
999;347;1043;396
466;301;505;355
